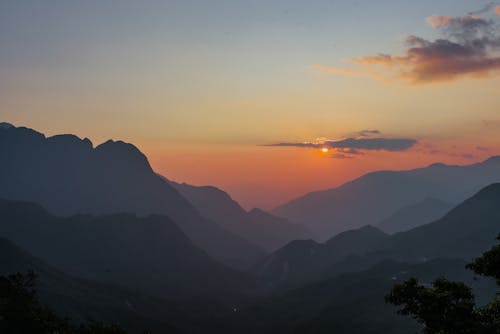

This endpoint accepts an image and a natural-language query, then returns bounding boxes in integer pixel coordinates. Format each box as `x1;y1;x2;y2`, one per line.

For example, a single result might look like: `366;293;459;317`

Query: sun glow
321;147;329;153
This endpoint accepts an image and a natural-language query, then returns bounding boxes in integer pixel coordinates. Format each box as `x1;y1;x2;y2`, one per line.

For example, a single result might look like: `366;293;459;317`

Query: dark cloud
469;3;498;16
339;147;364;155
264;137;417;152
316;6;500;83
356;129;381;137
325;137;417;151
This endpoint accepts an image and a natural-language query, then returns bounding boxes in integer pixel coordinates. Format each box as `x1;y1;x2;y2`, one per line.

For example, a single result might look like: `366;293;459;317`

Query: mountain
376;198;454;234
170;181;312;251
229;258;496;334
0;123;265;266
376;183;500;261
258;184;500;289
254;225;389;289
0;236;243;333
273;158;500;238
0;198;254;299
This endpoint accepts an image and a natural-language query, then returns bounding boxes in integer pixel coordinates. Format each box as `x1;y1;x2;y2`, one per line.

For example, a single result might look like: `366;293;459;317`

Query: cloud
450;152;476;159
330;153;354;159
469;3;499;16
426;15;454;28
264;137;417;152
482;119;500;127
476;145;489;151
326;137;417;151
315;6;500;84
356;129;381;137
339;147;364;155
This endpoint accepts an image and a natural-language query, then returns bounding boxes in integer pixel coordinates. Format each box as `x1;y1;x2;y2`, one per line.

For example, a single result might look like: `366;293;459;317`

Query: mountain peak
469;183;500;199
47;134;93;152
482;156;500;165
0;122;14;130
94;139;152;172
428;162;447;168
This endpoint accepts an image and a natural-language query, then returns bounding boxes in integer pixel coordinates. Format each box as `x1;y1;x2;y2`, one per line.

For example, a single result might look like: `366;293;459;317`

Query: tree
0;271;128;334
386;234;500;334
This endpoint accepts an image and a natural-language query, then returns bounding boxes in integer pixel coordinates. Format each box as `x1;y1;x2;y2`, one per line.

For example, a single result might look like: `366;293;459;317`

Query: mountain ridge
0;122;266;266
273;157;500;238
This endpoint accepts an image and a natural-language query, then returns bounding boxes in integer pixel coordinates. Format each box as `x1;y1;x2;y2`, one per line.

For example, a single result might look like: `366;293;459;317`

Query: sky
1;0;500;209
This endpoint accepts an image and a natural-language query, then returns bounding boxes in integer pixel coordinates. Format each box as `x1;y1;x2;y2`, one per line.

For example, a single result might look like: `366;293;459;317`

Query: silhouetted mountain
258;184;500;289
231;259;496;334
254;225;389;289
0;123;265;266
376;198;454;234
0;236;244;333
0;199;254;299
377;183;500;261
170;181;312;251
273;158;500;238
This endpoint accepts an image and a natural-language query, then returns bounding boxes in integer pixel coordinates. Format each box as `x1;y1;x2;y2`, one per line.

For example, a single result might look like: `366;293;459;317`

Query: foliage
386;234;500;334
0;270;127;334
466;234;500;285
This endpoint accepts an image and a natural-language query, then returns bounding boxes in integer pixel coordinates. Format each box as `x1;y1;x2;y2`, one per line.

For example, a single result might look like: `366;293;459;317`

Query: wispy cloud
482;119;500;127
356;129;381;137
476;145;489;151
315;5;500;84
263;133;417;159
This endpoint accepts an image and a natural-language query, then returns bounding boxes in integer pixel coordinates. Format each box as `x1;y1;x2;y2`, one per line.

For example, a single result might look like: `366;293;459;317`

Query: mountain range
376;197;454;234
256;183;500;290
0;123;266;267
0;199;252;299
2;121;500;333
273;158;500;238
170;181;313;251
0;236;244;333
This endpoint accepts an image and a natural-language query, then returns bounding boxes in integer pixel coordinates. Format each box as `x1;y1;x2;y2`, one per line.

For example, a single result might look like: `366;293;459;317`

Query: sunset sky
1;0;500;209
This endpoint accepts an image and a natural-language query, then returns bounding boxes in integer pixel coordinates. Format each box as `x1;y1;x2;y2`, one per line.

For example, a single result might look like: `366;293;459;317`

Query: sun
321;147;329;153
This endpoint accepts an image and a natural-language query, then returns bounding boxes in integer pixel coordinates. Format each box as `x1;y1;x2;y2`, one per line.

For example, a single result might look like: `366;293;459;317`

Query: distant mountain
377;198;454;234
0;123;265;266
258;184;500;289
170;181;312;251
376;183;500;261
254;225;389;289
0;199;254;299
273;157;500;238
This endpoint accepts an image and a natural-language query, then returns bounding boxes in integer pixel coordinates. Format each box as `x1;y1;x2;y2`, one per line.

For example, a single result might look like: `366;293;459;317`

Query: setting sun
321;147;329;153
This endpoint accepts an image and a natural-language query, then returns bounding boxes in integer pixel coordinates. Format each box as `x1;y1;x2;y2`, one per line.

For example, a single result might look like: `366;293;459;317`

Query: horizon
2;1;500;209
3;120;500;211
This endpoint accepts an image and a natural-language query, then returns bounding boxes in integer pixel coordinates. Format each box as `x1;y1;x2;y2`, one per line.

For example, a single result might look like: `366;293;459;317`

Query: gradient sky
1;0;500;209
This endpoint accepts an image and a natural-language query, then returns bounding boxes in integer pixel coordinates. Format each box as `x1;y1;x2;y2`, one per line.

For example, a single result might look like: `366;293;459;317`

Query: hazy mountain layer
259;184;500;289
171;181;313;251
0;123;265;266
0;199;254;299
376;197;454;234
274;158;500;238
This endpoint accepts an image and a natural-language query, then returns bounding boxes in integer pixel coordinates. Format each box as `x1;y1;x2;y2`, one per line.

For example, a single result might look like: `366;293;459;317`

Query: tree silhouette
0;270;127;334
386;234;500;334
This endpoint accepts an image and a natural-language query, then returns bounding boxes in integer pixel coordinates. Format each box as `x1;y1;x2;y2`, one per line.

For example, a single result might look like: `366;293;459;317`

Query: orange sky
145;140;500;210
1;1;500;209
